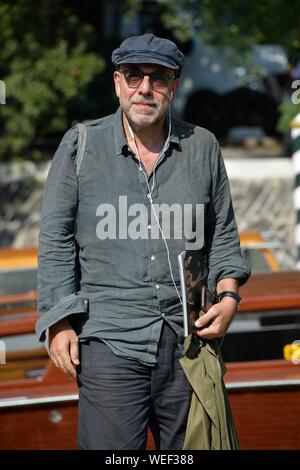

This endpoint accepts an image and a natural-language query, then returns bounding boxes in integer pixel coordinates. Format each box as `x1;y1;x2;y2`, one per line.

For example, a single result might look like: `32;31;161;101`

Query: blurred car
174;42;289;139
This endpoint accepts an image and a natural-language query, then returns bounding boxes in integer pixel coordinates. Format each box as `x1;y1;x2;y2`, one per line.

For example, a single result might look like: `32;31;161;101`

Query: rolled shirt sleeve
205;137;251;290
36;127;88;342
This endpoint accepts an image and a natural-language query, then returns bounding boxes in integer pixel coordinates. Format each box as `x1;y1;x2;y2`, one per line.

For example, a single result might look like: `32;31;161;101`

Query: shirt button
84;299;88;305
151;255;156;261
155;284;160;290
147;224;152;230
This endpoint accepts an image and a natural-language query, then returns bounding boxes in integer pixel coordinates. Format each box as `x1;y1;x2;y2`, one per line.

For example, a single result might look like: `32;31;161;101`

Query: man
36;33;250;450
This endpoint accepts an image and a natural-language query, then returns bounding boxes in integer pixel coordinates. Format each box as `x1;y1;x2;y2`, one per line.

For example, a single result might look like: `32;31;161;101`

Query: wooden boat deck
0;269;299;449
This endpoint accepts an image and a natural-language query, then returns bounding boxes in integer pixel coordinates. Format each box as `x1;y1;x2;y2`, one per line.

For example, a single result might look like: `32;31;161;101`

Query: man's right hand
49;318;79;378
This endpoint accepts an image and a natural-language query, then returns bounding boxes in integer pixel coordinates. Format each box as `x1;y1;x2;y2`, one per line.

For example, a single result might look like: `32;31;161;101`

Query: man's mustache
130;99;158;106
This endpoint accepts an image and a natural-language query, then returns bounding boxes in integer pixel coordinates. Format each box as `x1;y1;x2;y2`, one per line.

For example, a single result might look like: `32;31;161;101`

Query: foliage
0;0;104;161
159;0;300;130
277;101;300;133
159;0;300;60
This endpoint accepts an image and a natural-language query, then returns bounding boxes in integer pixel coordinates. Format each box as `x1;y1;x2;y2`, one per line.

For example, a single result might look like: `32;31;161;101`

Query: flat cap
112;33;184;76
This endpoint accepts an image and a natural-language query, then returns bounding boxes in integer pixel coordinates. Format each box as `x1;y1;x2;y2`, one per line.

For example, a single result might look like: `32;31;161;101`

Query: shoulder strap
75;123;87;177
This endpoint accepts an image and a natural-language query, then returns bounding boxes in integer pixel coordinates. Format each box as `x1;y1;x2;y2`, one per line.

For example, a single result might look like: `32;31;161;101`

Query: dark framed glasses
118;66;176;90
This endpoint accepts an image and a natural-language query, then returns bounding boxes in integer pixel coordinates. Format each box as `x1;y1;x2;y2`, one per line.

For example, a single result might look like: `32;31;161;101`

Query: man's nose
138;76;152;94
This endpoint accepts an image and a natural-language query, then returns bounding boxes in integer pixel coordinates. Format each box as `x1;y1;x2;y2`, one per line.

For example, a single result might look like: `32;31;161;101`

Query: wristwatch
218;291;241;309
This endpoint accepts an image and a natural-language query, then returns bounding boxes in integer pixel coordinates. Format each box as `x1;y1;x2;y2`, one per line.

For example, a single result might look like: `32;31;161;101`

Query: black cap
111;34;184;77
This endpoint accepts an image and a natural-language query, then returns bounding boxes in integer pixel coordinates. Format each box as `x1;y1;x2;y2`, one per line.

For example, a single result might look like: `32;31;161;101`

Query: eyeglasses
118;67;176;90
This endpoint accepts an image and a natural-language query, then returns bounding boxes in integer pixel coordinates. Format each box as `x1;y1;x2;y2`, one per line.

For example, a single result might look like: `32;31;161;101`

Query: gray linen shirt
36;107;250;365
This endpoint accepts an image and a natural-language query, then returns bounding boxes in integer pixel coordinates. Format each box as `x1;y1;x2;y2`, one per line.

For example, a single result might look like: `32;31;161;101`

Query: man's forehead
120;63;175;74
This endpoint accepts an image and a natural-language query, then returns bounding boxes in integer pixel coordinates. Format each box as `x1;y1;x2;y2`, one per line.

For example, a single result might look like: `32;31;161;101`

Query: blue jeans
77;322;192;450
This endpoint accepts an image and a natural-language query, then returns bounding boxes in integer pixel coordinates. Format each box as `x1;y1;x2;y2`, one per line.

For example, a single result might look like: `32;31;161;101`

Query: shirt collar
113;107;182;157
167;115;182;150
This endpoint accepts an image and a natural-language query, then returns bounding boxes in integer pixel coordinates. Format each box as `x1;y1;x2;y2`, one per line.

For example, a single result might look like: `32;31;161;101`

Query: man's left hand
194;297;238;339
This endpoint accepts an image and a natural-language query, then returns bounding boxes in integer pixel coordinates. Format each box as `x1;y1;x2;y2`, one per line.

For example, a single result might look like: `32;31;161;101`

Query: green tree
0;0;104;161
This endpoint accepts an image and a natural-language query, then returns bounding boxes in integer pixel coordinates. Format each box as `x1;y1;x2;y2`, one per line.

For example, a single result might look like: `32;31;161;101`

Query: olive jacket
180;336;239;450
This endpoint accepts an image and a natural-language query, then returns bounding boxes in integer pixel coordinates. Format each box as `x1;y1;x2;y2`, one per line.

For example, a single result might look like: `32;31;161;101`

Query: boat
0;247;299;449
223;270;300;450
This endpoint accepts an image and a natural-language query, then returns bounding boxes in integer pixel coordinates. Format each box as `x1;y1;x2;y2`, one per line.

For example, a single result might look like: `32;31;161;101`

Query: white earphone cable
126;107;183;306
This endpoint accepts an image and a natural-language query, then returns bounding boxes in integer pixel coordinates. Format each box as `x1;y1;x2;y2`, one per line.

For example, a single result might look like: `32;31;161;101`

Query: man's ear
114;71;121;98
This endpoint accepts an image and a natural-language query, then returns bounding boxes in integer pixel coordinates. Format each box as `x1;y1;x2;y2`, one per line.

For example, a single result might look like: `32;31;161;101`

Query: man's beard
124;98;165;128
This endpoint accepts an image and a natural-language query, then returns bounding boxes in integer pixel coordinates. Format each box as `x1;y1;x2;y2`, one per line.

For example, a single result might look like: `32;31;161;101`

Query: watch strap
218;291;241;306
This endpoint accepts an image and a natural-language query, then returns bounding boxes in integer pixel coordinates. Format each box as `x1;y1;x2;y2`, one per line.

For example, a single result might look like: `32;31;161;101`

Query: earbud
170;90;174;100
